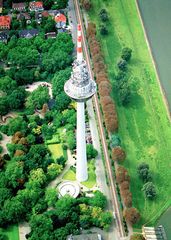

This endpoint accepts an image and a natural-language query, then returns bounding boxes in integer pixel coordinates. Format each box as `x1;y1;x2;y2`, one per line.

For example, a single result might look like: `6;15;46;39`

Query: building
29;1;44;11
19;29;39;38
143;226;167;240
0;31;9;43
41;11;49;18
0;0;3;14
17;12;31;21
67;233;103;240
64;24;96;182
55;13;66;29
45;32;57;39
0;16;11;29
12;2;26;11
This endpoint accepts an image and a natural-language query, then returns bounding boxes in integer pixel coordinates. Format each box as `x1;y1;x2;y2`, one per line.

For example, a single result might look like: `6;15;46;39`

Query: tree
100;211;112;230
99;9;109;22
111;134;121;147
5;161;24;189
86;144;98;159
117;59;127;71
137;163;152;183
0;234;8;240
7;87;27;110
116;166;130;184
87;22;96;38
45;188;58;207
81;0;92;11
0;76;17;94
43;0;54;9
142;182;157;200
89;191;107;209
43;17;56;33
26;86;50;110
112;147;126;162
130;234;145;240
55;195;77;221
47;163;63;180
29;214;53;240
100;25;108;35
52;67;71;98
121;47;132;62
55;0;68;9
6;117;27;136
124;207;140;225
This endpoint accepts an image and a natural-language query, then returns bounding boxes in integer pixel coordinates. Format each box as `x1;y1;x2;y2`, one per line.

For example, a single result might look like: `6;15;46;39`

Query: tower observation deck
64;24;96;182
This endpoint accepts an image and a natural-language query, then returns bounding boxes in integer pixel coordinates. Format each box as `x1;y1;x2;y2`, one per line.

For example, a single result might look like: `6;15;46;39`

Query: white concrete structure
58;181;80;198
64;24;96;182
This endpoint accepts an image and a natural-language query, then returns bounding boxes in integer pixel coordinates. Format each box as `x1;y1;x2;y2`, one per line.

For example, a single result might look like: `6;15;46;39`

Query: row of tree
116;166;140;225
115;48;132;105
87;22;118;133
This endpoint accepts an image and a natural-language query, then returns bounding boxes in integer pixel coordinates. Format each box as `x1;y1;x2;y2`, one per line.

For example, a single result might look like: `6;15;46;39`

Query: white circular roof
58;181;80;198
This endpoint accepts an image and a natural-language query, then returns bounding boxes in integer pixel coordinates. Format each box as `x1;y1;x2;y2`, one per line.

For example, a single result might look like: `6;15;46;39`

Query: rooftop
0;16;11;26
29;1;43;8
55;13;66;23
12;2;26;8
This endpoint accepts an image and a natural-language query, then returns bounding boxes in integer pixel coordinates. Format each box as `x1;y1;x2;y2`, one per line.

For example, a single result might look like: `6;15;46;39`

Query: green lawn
47;143;63;159
0;225;19;240
46;132;60;144
89;0;171;226
63;160;96;188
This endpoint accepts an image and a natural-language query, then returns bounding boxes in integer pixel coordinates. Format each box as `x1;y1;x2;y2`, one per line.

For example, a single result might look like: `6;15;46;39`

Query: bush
0;132;3;141
86;144;98;159
56;156;66;167
130;234;145;240
0;146;3;154
0;234;8;240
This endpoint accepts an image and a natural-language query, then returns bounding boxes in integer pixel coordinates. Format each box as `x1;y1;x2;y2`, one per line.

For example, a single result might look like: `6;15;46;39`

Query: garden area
87;0;171;228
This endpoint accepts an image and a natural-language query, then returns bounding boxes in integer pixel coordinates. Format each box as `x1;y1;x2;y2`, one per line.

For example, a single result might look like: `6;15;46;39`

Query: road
73;0;126;238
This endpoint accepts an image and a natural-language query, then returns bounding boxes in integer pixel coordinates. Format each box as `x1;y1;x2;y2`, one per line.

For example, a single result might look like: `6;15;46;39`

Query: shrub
111;134;121;147
0;146;3;154
0;132;3;141
99;9;109;22
130;234;145;240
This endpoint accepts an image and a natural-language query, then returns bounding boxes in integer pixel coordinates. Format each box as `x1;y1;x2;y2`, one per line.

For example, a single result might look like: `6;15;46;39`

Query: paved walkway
25;81;52;98
0;133;11;155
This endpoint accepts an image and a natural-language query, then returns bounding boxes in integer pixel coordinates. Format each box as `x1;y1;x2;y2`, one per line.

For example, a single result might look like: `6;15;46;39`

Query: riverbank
89;0;171;226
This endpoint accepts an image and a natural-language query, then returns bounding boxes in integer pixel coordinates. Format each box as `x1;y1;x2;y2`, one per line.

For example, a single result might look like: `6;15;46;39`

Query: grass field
48;143;63;159
89;0;171;226
0;225;19;240
63;160;96;188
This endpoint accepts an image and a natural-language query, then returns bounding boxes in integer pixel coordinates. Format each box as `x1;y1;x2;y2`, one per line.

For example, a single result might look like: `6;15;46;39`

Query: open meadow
89;0;171;227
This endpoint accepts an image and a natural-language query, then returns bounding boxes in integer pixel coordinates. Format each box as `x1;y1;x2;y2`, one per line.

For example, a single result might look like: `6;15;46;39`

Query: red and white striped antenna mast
77;24;83;62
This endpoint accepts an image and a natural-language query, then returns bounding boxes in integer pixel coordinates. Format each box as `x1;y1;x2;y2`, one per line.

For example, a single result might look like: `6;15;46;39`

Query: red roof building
55;13;66;29
12;2;26;11
0;16;11;29
29;1;44;11
55;13;66;23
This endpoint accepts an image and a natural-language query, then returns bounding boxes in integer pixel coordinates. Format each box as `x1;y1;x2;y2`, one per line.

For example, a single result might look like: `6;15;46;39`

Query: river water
138;0;171;112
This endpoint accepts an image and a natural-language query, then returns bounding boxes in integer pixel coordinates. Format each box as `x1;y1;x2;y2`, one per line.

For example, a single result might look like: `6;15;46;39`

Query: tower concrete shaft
64;24;96;182
76;101;88;182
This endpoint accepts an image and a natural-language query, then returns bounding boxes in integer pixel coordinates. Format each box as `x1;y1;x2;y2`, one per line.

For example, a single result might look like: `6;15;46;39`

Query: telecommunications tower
64;24;96;182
